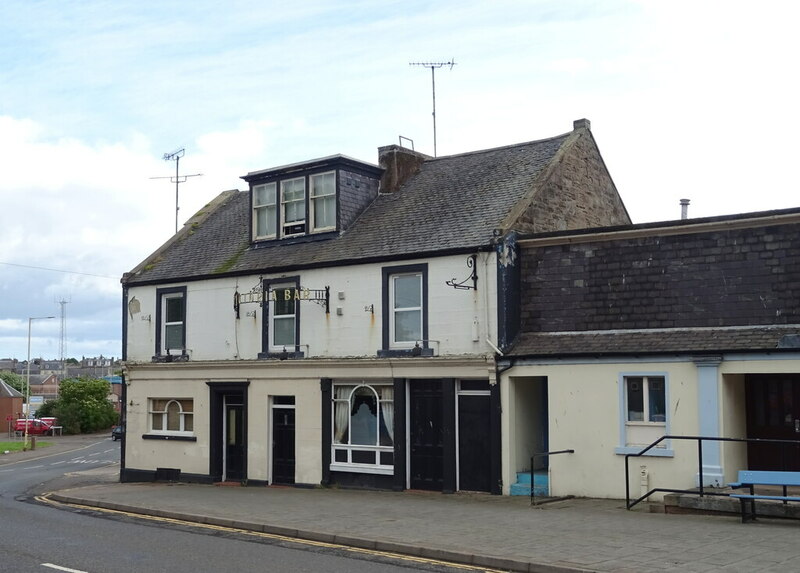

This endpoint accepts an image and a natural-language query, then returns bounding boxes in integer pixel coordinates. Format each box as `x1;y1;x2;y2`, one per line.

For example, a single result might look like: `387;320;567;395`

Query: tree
0;370;26;395
46;376;118;434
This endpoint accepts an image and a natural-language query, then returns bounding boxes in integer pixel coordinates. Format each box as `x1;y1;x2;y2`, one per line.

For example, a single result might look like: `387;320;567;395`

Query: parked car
111;425;124;441
14;418;56;436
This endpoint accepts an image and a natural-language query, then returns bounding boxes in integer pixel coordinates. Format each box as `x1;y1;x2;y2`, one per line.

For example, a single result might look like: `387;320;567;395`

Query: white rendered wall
125;252;498;362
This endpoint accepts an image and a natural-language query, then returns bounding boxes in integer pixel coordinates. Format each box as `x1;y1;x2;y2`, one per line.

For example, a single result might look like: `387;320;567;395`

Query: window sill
143;434;197;442
151;353;189;363
377;348;434;358
330;463;393;476
258;351;305;360
614;446;674;457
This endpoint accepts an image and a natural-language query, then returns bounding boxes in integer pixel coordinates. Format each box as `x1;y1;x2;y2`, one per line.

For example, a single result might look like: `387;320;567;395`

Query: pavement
5;435;800;572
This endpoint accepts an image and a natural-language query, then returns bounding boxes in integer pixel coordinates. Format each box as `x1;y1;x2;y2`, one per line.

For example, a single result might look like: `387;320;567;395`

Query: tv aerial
409;59;456;157
150;148;203;234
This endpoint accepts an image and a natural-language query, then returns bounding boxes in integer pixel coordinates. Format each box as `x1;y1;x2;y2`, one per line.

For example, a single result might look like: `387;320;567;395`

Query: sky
1;0;799;362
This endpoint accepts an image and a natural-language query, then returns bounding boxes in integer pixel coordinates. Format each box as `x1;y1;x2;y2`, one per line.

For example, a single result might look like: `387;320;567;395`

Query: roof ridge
429;131;572;162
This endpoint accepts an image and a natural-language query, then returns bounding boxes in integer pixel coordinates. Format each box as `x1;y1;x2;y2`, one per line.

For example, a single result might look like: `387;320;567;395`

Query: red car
14;418;55;436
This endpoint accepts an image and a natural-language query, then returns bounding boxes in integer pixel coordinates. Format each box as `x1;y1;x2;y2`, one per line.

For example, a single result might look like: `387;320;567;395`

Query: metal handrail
530;449;574;505
625;435;800;509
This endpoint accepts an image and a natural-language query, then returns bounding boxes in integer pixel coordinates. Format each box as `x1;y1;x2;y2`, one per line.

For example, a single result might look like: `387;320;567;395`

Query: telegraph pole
409;60;456;157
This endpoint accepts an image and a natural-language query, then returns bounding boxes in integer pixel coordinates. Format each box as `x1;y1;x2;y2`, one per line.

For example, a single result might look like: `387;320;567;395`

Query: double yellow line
37;494;506;573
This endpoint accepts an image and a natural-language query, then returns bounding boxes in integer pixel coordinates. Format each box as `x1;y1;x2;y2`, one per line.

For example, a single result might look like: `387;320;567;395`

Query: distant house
120;119;631;491
0;378;23;427
502;207;800;498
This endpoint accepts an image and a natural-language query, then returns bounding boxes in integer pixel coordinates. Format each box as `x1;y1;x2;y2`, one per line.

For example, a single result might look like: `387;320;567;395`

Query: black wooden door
746;374;800;471
272;407;296;485
410;380;443;491
458;394;491;492
225;404;245;481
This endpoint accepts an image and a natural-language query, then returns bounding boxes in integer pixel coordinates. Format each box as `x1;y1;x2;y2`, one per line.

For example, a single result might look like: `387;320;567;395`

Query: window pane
648;377;666;422
274;288;295;316
285;199;304;223
352;450;376;464
350;387;378;445
311;172;335;197
313;195;335;229
334;448;347;462
152;399;168;411
394;309;421;342
394;275;420;308
254;183;276;206
626;377;644;421
165;324;183;349
274;316;295;346
166;401;181;431
184;414;193;432
282;179;305;201
152;413;163;431
165;297;184;322
255;205;276;236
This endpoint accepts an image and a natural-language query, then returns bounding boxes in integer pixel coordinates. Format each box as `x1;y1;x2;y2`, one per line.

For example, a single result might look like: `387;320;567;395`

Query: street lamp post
24;316;54;451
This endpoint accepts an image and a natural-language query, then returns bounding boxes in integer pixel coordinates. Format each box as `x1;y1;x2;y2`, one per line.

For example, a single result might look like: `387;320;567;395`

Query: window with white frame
281;177;306;236
271;286;297;349
391;273;422;346
331;383;394;474
156;287;186;355
621;375;668;450
149;398;194;434
253;182;277;239
310;172;336;231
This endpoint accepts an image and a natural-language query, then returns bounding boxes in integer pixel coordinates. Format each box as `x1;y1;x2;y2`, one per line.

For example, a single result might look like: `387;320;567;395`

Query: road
0;439;484;573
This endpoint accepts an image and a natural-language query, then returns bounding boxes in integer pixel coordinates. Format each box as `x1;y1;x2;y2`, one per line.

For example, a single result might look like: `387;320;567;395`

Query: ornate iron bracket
446;254;478;290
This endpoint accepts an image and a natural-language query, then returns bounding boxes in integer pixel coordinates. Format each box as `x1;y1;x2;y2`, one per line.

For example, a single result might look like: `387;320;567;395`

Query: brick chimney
378;145;431;193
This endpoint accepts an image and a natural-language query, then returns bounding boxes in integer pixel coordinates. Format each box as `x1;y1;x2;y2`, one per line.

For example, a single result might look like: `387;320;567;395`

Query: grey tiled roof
125;133;571;284
0;378;23;398
508;326;800;357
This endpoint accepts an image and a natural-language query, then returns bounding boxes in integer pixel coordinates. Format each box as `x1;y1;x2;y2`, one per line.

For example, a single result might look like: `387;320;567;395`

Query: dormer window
244;155;382;244
253;183;277;239
281;177;307;237
310;172;336;231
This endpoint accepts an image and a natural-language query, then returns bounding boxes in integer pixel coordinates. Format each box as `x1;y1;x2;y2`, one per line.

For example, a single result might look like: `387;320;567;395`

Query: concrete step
510;471;548;496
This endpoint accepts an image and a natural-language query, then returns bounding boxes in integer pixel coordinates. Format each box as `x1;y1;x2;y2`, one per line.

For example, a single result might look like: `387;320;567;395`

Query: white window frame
389;273;422;348
160;291;185;354
309;171;336;232
270;285;297;351
149;398;194;436
280;177;306;237
615;372;673;457
331;382;394;475
252;182;277;239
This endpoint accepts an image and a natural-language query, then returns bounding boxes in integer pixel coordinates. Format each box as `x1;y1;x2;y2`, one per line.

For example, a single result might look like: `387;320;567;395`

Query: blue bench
728;470;800;523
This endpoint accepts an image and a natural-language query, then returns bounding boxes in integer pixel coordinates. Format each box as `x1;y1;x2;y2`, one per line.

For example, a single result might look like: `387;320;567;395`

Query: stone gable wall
513;132;631;233
520;222;800;332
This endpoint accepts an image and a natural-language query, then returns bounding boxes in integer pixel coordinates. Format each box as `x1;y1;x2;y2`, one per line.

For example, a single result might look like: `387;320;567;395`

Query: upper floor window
379;264;429;356
310;172;336;231
251;172;338;242
155;287;186;356
281;177;306;236
271;286;297;350
391;274;422;345
253;183;277;239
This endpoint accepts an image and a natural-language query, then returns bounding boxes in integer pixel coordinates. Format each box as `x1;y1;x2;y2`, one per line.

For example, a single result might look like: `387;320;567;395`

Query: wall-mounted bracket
446;254;478;290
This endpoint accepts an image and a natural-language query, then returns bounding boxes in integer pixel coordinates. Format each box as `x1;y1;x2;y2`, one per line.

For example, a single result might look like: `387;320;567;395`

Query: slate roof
508;326;800;357
125;132;572;285
0;378;23;398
